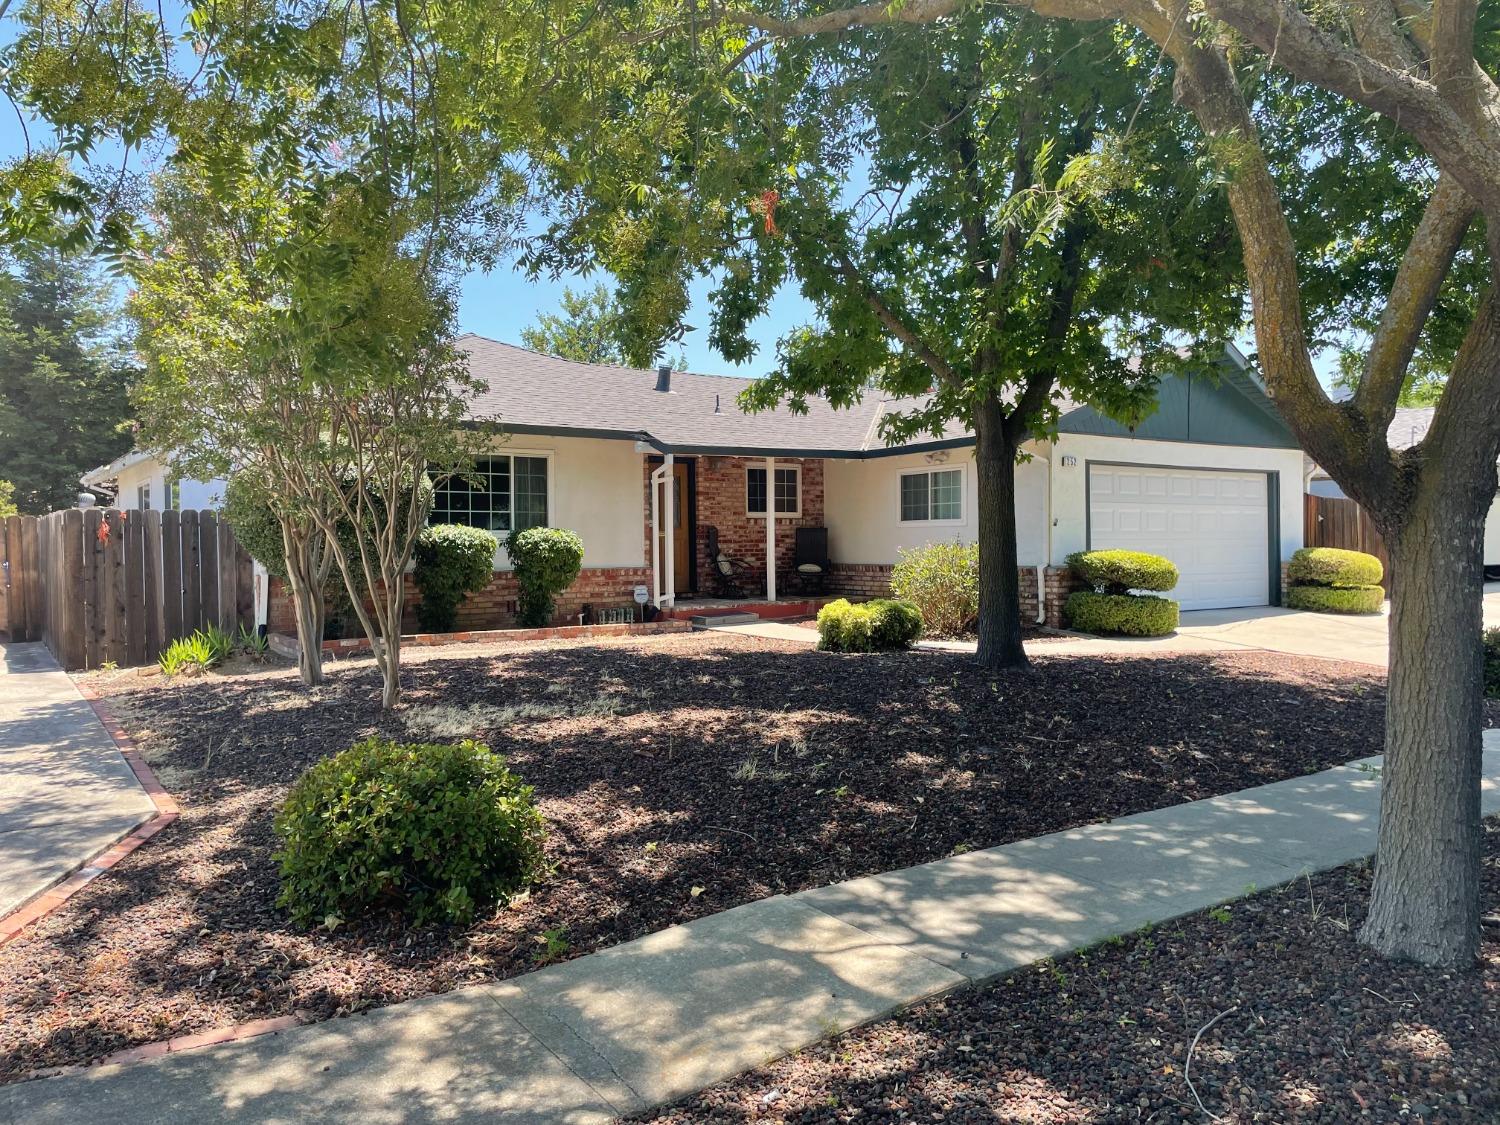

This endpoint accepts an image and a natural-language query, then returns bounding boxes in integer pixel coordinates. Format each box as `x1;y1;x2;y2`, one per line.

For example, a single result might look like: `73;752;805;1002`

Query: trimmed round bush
1067;549;1179;594
1288;547;1383;588
413;524;496;632
890;541;979;638
274;737;546;928
817;598;924;652
1286;584;1384;615
504;526;584;626
1064;591;1179;637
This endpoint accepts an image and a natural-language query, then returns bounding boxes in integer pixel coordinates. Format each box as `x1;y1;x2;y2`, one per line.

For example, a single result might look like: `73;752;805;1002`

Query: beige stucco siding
823;446;1049;566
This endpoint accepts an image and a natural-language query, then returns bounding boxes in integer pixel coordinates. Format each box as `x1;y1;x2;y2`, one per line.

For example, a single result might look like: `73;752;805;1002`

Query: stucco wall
823;446;1048;566
1049;433;1307;563
471;434;646;570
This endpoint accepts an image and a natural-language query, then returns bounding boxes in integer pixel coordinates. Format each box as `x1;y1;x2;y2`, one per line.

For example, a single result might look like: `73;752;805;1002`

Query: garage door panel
1089;465;1270;612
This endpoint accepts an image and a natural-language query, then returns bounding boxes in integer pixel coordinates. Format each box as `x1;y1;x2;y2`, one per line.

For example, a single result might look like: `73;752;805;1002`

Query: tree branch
833;250;959;386
1355;173;1475;431
1429;0;1481;121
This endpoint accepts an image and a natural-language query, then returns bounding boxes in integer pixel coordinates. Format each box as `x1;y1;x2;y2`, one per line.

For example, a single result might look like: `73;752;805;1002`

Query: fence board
161;510;183;645
103;510;126;665
181;510;202;634
217;518;237;631
20;515;41;645
58;510;85;670
235;543;255;631
142;510;164;662
82;508;104;668
35;514;52;652
0;517;11;640
124;512;145;667
198;511;221;630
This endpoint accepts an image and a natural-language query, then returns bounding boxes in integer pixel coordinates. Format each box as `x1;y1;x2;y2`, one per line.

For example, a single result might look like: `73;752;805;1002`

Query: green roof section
1058;349;1298;449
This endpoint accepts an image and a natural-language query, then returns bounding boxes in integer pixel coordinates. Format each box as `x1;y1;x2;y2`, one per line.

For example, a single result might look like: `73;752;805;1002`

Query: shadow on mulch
644;819;1500;1124
2;632;1397;1080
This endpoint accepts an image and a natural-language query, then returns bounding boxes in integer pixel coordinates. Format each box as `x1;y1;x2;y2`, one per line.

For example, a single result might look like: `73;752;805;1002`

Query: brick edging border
0;683;180;949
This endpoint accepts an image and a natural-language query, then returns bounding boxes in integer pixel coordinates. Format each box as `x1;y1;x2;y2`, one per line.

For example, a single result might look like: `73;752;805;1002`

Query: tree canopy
0;250;135;512
521;283;687;367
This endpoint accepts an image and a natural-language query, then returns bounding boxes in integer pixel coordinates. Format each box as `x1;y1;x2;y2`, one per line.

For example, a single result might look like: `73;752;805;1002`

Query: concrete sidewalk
0;643;157;920
5;738;1499;1124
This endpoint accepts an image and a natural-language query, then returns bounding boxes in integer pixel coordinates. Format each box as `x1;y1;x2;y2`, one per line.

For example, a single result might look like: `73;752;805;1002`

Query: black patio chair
704;525;753;598
794;527;831;594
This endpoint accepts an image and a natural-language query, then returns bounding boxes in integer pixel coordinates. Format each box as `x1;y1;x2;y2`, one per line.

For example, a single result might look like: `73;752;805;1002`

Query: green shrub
1286;584;1384;615
1287;547;1383;588
1064;591;1179;637
1484;628;1500;699
273;737;546;928
817;598;923;652
158;624;236;675
413;524;497;632
1067;549;1179;594
504;527;584;626
890;541;979;638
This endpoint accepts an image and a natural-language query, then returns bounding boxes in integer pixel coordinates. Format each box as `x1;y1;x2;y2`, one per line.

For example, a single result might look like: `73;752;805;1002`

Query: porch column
649;459;663;607
765;455;776;602
663;453;675;608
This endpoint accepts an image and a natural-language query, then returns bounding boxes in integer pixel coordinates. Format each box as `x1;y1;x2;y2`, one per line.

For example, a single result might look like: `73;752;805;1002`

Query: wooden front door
656;461;693;595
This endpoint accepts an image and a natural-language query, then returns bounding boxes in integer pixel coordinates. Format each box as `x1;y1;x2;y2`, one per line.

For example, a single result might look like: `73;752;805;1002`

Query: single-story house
1307;405;1500;569
85;334;1309;631
79;448;226;513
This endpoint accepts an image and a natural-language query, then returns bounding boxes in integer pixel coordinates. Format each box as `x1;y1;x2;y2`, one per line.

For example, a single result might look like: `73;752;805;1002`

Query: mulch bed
0;632;1413;1080
645;820;1500;1124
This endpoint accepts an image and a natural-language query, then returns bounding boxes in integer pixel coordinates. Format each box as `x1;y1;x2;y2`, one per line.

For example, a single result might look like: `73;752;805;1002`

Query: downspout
1036;443;1052;625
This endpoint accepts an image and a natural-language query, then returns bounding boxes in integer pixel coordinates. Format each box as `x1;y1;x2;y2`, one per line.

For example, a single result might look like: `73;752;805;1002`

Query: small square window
747;466;800;516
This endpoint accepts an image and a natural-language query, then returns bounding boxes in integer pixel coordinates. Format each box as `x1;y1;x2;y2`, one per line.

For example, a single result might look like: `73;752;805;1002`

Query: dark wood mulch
645;820;1500;1124
0;633;1400;1080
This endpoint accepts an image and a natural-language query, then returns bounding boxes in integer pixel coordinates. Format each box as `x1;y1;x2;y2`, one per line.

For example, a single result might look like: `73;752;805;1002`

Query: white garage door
1089;465;1270;611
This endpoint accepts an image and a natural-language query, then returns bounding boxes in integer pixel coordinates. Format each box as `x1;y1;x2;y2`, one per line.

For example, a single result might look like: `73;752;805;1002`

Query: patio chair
705;525;753;598
794;527;831;594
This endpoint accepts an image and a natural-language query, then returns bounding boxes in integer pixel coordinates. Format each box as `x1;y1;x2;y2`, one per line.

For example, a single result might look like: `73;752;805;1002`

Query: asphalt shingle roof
461;335;911;455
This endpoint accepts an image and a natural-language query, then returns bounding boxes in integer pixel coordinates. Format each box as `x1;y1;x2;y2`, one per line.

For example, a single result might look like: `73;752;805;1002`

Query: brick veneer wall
268;564;652;635
671;456;826;595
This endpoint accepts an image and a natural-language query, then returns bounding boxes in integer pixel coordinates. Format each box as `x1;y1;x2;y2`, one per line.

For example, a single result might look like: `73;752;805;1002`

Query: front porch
654;596;836;623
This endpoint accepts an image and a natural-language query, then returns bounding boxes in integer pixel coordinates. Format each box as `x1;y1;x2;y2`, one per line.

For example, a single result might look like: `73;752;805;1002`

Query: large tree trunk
974;394;1027;669
1360;478;1489;966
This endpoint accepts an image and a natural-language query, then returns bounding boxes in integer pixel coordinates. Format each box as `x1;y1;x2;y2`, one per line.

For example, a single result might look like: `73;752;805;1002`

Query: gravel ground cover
645;820;1500;1125
0;631;1403;1079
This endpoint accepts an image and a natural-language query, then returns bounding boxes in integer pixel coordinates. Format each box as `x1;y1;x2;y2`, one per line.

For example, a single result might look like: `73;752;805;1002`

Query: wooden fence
1303;494;1391;590
0;508;254;670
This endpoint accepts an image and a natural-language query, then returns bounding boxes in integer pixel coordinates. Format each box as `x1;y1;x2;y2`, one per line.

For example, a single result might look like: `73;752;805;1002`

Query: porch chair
704;525;753;598
794;527;831;594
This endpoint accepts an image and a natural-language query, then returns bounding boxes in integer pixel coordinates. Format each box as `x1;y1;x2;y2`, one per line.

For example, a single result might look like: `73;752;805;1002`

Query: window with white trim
430;455;550;532
165;478;181;511
746;465;800;517
136;483;151;511
899;468;963;523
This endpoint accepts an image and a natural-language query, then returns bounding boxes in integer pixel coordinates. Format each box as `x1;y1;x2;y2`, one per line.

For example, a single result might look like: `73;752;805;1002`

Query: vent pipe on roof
714;393;721;414
655;365;672;393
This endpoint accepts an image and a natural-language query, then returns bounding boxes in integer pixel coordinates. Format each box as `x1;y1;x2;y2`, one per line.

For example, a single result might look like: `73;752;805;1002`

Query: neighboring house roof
79;448;156;489
460;334;1295;457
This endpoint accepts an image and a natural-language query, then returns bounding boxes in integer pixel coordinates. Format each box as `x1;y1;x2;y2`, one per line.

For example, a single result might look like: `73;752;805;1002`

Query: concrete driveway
1027;582;1500;668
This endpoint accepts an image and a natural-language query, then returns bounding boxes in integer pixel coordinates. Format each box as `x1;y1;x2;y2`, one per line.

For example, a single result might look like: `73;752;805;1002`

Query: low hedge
273;737;546;927
1064;591;1179;637
1067;549;1179;594
817;598;924;652
1287;547;1383;588
890;541;979;638
1286;583;1384;615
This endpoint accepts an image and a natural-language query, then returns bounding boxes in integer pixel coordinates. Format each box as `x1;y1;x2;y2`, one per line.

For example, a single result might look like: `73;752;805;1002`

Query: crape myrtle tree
523;10;1242;666
5;0;523;705
687;0;1500;967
